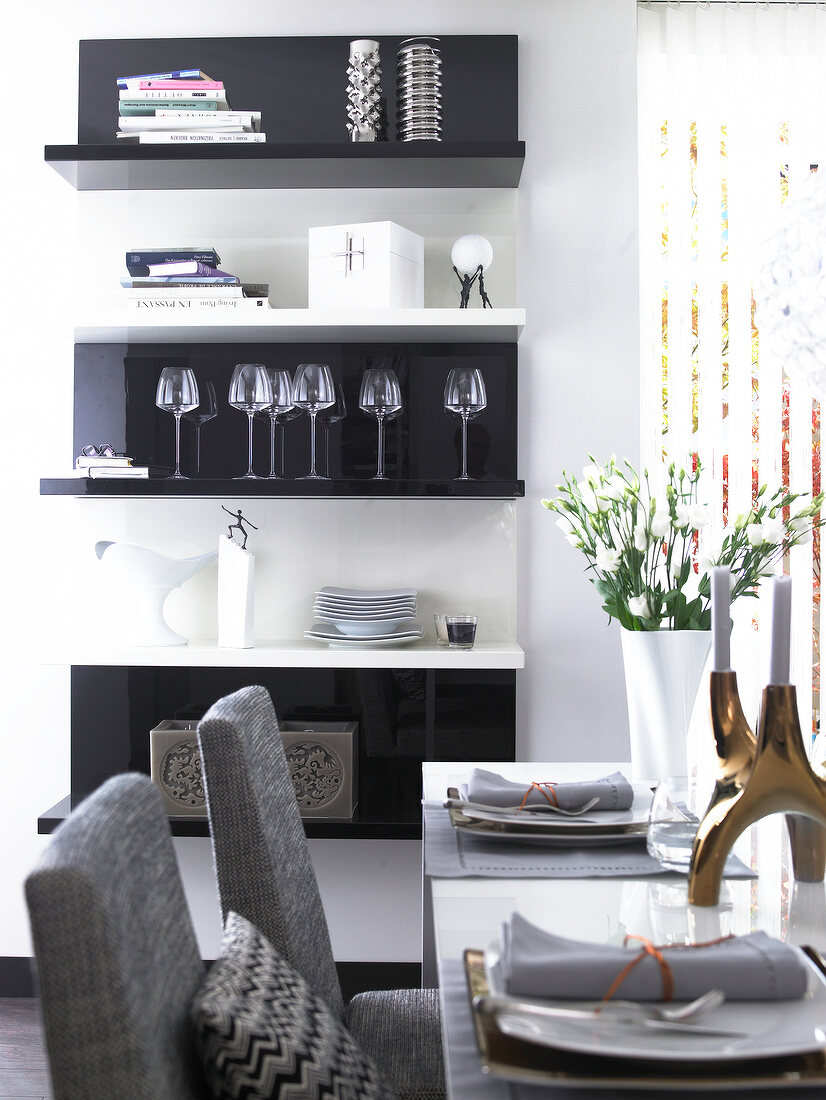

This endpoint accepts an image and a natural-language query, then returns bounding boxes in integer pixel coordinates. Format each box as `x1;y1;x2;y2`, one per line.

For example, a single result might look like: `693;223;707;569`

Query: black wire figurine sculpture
450;234;494;310
222;506;258;551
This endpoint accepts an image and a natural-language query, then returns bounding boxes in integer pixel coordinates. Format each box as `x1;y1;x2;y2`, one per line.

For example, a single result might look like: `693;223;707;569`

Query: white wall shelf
73;308;526;345
44;639;526;670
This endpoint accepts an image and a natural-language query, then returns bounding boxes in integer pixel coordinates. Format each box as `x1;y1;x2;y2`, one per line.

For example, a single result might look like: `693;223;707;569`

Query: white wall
0;0;639;966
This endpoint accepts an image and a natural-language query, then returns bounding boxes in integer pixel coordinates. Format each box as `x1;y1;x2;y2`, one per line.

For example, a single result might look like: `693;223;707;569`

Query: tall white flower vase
619;629;712;785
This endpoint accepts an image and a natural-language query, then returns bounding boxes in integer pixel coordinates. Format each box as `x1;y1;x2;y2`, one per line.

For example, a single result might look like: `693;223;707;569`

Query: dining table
421;760;826;1098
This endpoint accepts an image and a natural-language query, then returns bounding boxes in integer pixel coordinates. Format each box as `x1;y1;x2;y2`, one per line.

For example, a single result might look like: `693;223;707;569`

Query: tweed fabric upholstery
347;989;445;1100
198;685;346;1021
24;773;207;1100
192;912;399;1100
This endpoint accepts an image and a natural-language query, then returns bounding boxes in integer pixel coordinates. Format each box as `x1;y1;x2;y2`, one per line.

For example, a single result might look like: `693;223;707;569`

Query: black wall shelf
45;141;526;191
40;477;525;499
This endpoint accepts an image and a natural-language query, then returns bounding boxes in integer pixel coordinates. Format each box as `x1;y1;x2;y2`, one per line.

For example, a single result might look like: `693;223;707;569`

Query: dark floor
0;1000;51;1099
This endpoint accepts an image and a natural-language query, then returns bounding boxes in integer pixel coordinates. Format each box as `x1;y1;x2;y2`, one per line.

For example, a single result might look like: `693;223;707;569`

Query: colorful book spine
125;248;221;276
138;79;224;90
119;101;219;116
135;132;265;143
117;69;215;88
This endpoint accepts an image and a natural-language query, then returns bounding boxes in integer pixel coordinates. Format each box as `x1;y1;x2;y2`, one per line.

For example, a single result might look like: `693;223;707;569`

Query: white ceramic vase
619;628;712;784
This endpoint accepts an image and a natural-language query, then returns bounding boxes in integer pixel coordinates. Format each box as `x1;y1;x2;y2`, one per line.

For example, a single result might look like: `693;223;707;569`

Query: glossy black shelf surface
41;477;525;499
56;665;516;841
45;141;526;190
37;795;423;840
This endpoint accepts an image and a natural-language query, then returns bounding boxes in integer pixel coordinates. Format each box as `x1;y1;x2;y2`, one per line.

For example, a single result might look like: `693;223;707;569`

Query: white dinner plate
484;942;826;1063
316;586;418;601
305;622;424;646
451;782;654;836
313;606;418;620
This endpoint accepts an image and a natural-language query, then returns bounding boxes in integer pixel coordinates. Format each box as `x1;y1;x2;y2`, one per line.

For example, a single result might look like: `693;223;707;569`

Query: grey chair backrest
25;773;207;1100
198;684;346;1021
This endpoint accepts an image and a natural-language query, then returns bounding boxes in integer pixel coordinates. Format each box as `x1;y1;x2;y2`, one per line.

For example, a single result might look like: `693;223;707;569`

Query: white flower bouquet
542;456;823;631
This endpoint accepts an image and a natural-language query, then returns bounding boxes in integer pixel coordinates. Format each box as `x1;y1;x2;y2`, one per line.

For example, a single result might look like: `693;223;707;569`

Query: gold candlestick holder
688;678;826;906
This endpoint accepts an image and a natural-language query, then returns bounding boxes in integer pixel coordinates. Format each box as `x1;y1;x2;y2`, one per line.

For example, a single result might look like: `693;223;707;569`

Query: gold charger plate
464;948;826;1091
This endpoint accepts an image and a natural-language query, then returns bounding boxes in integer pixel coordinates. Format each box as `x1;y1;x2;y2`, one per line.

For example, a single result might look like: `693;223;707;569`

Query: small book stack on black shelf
122;246;271;312
115;67;264;144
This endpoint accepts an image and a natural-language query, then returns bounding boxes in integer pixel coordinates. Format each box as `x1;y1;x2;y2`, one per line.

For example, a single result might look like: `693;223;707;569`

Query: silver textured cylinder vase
346;38;385;142
396;36;442;142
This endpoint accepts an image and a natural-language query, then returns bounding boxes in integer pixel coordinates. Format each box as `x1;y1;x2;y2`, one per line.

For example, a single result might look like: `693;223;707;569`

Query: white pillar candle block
769;575;792;684
218;535;254;649
711;566;731;671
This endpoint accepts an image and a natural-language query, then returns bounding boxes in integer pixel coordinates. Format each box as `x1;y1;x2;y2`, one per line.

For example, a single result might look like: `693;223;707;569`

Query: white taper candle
711;566;731;671
769;575;792;685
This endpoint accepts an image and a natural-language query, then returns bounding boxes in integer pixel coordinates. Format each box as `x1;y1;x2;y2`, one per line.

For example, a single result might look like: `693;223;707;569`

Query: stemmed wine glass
182;379;217;478
319;383;347;479
228;363;273;479
155;366;199;479
262;368;294;479
443;367;487;480
359;367;402;480
292;363;335;479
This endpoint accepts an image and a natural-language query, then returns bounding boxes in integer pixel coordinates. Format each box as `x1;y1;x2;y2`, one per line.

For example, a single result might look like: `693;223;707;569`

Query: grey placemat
424;806;756;880
440;957;814;1100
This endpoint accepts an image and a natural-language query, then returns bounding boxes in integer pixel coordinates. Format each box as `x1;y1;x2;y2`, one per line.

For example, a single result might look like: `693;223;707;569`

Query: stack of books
115;68;264;143
122;246;271;312
74;453;168;479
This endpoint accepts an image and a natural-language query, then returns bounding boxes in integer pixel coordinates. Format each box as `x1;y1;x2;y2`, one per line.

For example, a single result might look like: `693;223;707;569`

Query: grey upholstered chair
24;773;208;1100
198;685;445;1100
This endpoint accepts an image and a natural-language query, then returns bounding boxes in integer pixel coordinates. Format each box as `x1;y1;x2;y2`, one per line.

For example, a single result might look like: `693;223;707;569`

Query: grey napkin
500;912;809;1002
466;768;634;811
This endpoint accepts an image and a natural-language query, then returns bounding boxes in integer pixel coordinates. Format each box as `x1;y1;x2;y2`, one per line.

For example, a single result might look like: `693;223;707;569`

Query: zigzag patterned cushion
191;912;399;1100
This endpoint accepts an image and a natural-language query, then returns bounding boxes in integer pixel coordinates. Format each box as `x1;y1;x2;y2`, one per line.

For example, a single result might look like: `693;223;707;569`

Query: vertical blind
638;1;826;742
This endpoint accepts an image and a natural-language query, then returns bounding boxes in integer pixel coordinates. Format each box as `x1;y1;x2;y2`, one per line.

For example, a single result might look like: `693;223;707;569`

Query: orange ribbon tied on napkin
518;781;559;809
601;934;734;1004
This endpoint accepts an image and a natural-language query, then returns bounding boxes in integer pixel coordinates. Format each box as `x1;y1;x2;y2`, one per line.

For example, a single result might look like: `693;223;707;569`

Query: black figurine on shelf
451;234;494;310
222;506;258;551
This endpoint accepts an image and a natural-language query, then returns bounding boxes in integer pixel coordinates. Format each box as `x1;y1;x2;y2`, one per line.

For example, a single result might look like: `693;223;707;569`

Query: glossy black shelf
37;795;423;840
40;477;525;499
44;141;526;191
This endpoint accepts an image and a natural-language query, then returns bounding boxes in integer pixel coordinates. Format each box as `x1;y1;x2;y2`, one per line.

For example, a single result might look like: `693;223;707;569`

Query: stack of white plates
305;586;423;647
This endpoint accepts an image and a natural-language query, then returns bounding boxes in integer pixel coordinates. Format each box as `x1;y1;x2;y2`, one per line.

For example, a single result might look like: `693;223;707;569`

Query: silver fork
572;988;725;1023
444;796;600;817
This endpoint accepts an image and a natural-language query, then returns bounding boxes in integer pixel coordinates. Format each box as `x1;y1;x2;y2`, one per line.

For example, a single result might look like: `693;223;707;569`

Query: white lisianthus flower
746;523;765;546
761;516;785;544
582;463;603;485
577;480;601;513
594;545;621;574
687;503;711;529
673;504;691;530
600;474;626;502
565;531;583;547
650;510;672;537
790;517;812;544
633;525;650;552
555;514;579;536
628;594;651;619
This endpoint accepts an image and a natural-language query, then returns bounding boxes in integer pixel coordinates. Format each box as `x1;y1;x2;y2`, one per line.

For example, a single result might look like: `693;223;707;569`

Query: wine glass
359;367;402;480
319;383;347;479
444;367;487;480
155;367;199;479
228;363;273;479
262;368;294;479
182;379;217;478
292;363;335;479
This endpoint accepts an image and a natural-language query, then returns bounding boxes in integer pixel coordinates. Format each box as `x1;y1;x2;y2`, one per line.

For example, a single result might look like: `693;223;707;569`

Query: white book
119;87;228;102
118;116;251;133
133;132;266;143
155;110;261;131
124;286;244;298
88;467;150;478
127;297;270;310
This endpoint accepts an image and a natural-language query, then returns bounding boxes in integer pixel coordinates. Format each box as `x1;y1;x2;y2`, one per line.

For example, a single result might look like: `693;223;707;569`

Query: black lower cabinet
38;665;516;840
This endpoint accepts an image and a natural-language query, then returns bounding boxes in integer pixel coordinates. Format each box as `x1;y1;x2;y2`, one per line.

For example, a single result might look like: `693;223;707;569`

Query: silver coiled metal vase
347;38;385;142
396;36;442;142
